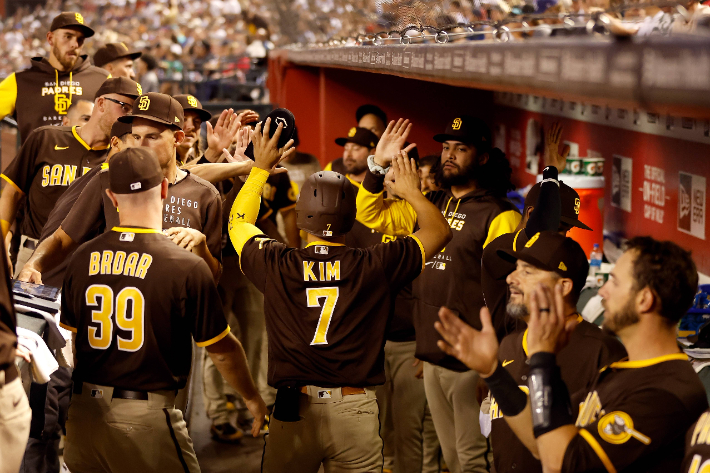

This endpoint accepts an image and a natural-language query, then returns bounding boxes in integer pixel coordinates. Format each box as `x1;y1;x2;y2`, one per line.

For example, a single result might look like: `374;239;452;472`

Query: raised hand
374;118;416;168
435;306;500;377
236;109;260;128
206;109;242;161
252;118;296;171
223;127;252;163
526;282;577;356
543;122;570;173
385;152;420;200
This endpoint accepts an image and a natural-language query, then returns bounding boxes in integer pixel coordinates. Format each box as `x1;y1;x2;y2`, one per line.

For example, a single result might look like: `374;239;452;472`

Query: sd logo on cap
119;93;184;130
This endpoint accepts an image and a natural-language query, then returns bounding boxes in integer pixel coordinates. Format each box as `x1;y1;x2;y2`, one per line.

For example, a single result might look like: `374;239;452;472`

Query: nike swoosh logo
55;145;69;150
502;360;514;367
12;396;21;408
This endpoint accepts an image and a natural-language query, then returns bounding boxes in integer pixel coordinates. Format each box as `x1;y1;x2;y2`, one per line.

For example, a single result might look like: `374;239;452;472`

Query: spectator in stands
135;53;160;94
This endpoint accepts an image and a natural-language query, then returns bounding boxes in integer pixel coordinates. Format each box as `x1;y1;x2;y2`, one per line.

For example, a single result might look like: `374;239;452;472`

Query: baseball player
93;42;142;79
482;123;584;338
357;117;521;472
437;236;708;472
59;147;267;472
486;232;626;472
61;99;94;127
324;104;387;172
228;118;452;472
0;12;109;143
0;231;31;473
0;77;140;276
17;93;224;283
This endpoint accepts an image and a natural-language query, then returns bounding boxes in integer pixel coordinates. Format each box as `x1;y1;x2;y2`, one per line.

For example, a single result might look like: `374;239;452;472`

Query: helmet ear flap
295;171;356;237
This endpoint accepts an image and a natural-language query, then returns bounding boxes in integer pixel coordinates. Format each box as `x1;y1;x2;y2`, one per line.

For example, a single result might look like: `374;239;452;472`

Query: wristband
367;155;390;176
528;352;573;438
485;362;528;417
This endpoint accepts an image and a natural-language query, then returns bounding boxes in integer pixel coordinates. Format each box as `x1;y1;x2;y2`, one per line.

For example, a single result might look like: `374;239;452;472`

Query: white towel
16;327;59;384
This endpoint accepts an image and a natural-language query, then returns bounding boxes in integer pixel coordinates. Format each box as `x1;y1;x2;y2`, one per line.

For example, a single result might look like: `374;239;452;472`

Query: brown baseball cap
50;12;94;38
119;93;184;129
524;181;592;231
110;120;132;140
109;148;164;194
174;94;211;121
498;231;589;295
94;42;142;68
335;127;378;149
94;77;142;100
433;116;492;150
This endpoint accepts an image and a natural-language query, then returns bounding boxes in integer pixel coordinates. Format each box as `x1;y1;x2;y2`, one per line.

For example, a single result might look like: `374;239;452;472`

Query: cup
566;157;583;175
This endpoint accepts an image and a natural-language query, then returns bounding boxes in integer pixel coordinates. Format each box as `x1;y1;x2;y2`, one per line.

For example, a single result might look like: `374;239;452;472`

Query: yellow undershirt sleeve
228;167;270;256
483;210;522;248
355;184;417;236
324;161;333;172
0;74;17;120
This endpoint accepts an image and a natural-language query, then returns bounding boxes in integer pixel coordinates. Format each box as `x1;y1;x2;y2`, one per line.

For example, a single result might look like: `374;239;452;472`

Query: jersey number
86;285;145;352
307;287;339;345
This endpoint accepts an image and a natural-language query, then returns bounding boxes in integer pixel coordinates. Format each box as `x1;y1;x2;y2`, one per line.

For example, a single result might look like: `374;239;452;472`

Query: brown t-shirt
60;228;228;391
240;235;424;389
563;355;707;472
1;125;107;239
61;168;223;262
490;320;627;473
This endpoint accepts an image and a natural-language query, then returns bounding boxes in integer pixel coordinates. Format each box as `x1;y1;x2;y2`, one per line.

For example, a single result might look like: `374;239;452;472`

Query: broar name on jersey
88;249;153;279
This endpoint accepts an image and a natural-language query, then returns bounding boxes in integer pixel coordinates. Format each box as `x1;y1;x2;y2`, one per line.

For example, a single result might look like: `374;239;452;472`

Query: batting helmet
296;171;356;238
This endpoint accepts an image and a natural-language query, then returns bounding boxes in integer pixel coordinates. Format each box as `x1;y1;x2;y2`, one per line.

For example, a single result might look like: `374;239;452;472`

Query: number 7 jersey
60;227;229;392
239;234;425;389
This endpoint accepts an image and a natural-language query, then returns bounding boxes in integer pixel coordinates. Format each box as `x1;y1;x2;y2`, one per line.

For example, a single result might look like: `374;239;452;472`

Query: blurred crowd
1;0;709;80
0;0;275;81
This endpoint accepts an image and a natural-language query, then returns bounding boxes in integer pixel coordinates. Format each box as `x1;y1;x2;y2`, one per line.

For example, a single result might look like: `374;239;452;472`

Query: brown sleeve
1;127;42;194
61;172;105;244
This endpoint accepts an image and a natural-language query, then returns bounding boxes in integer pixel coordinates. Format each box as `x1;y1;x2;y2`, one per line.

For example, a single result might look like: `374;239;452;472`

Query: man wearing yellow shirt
356;117;521;473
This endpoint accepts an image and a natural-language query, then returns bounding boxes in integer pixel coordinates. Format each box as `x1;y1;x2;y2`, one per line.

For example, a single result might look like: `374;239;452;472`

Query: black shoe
210;422;244;443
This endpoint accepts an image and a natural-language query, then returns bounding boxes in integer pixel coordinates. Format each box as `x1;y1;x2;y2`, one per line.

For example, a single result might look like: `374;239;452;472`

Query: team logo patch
559;262;567;271
318;390;332;399
598;411;651;445
175;116;180;123
187;95;198;107
55;94;71;115
525;232;540;248
314;246;329;255
119;232;135;242
275;117;288;128
138;96;150;111
130;182;142;190
90;389;103;398
574;198;581;215
347;127;357;137
75;13;84;24
452;118;462;130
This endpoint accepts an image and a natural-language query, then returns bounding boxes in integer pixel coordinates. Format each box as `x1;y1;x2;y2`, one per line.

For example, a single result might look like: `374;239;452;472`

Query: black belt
22;238;37;251
73;383;148;400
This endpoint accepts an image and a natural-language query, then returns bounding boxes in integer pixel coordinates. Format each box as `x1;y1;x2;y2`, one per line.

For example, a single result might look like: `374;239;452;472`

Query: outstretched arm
17;227;77;283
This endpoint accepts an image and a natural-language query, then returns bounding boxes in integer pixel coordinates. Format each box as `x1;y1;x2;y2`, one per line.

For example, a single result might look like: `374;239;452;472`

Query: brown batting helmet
296;171;356;238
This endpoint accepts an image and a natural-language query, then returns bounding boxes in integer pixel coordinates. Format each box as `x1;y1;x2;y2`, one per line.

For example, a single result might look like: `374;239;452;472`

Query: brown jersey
61;168;222;262
60;227;229;392
1;125;107;239
239;235;425;389
260;172;297;223
490;319;626;473
562;354;708;473
682;409;710;473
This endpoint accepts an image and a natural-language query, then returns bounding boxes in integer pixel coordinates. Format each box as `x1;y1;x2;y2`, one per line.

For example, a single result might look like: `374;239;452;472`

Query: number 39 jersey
240;234;425;389
60;227;229;392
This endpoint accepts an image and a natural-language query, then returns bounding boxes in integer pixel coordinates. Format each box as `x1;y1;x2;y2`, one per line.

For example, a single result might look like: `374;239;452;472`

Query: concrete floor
188;351;265;473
